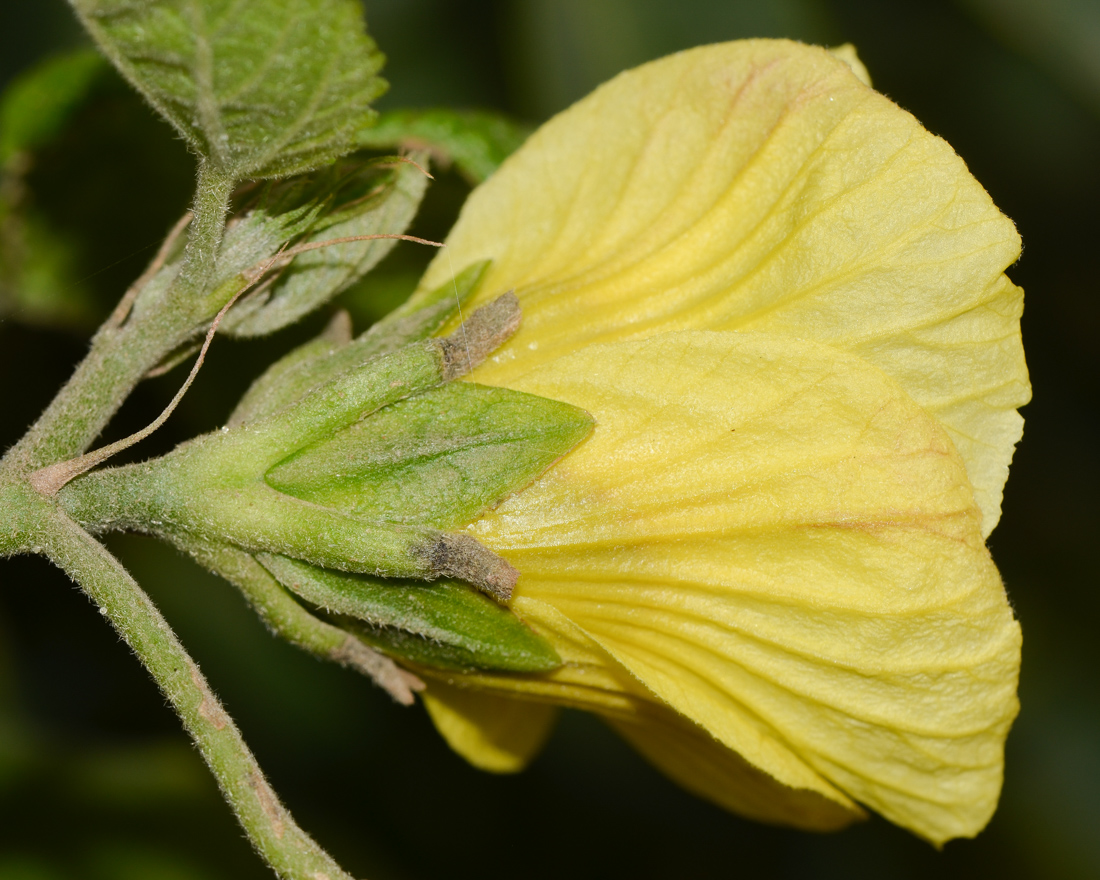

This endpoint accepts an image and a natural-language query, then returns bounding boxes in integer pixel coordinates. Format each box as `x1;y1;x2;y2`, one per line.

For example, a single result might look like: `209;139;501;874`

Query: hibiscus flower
402;39;1028;845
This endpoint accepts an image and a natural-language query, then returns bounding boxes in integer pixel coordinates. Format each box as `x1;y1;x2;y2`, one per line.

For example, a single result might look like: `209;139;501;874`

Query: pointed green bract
358;109;530;184
258;554;561;672
226;260;490;426
59;304;543;593
265;381;594;528
71;0;387;180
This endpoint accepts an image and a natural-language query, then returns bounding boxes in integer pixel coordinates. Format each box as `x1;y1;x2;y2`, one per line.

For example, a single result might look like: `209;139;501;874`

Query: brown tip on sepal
320;309;353;346
439;291;521;380
429;532;519;601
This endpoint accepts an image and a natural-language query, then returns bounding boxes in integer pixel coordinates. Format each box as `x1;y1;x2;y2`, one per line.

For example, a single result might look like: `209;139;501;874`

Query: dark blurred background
1;1;1097;878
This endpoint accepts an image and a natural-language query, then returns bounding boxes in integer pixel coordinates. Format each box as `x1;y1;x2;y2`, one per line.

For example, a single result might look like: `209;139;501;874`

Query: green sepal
357;109;531;184
70;0;387;180
258;554;561;673
61;325;528;596
227;260;490;427
265;381;594;529
220;310;353;428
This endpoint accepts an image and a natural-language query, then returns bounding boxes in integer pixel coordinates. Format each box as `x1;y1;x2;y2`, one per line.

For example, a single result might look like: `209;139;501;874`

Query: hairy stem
1;308;182;475
172;162;234;302
182;539;424;704
28;254;256;497
34;500;360;880
0;164;234;477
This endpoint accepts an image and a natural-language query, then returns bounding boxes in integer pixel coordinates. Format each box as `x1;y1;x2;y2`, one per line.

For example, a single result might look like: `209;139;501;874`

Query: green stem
32;500;360;880
0;164;234;477
47;461;423;697
172;162;234;303
1;309;180;475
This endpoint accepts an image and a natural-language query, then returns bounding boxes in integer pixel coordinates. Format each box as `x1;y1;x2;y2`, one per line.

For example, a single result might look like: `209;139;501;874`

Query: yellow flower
404;40;1027;845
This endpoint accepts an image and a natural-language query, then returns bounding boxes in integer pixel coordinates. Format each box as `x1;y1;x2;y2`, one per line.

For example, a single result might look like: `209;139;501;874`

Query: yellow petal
421;681;558;773
465;331;1021;844
609;712;864;831
423;584;865;825
829;43;871;86
420;592;865;829
417;39;1029;535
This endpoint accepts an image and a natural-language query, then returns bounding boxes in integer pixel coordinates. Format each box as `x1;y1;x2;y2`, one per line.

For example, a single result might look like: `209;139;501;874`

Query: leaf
258;554;561;673
358;109;531;184
123;159;340;329
0;48;107;168
209;176;335;291
0;212;96;326
71;0;387;180
265;381;594;529
220;154;430;336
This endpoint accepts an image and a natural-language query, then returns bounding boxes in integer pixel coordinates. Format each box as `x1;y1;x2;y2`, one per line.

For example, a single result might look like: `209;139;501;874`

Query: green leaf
0;49;107;168
358;109;531;183
124;168;333;331
265;381;594;528
258;553;561;673
70;0;387;180
221;153;430;336
139;152;427;333
211;175;339;292
226;260;489;427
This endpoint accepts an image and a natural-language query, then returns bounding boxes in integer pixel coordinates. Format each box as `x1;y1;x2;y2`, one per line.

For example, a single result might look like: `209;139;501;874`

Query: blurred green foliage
359;109;531;184
0;49;105;168
0;50;107;326
0;1;1097;878
959;0;1100;117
